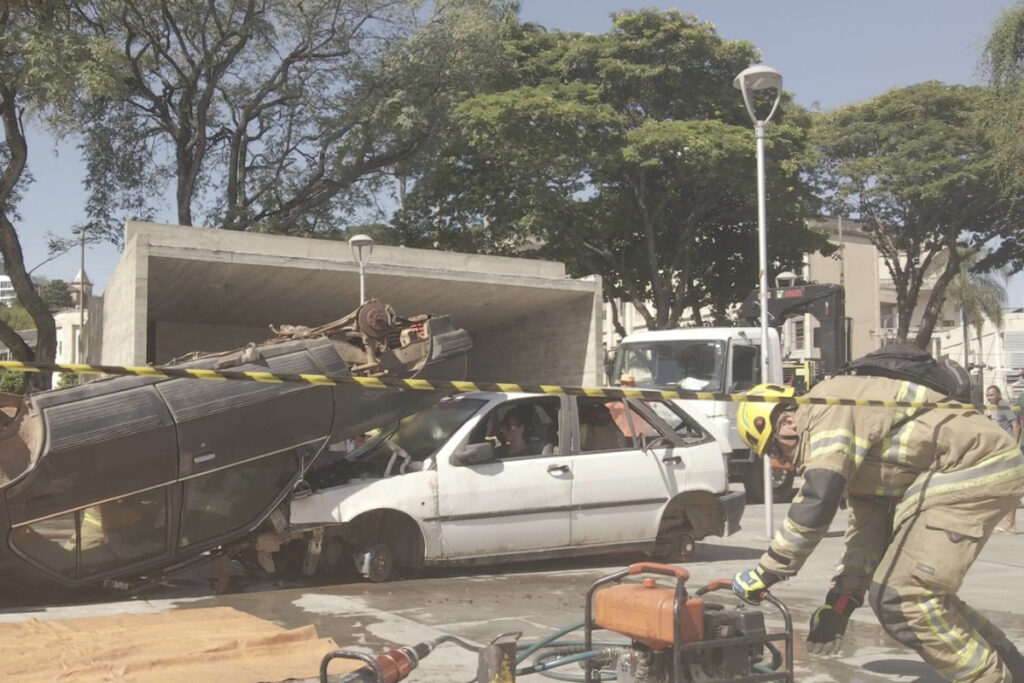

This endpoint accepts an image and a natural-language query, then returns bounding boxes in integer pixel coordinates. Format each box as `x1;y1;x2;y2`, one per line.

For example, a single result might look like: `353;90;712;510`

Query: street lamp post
734;64;783;539
349;234;375;304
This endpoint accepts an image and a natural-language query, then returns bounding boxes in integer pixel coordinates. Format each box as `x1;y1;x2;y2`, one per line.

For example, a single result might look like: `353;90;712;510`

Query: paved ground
2;494;1022;682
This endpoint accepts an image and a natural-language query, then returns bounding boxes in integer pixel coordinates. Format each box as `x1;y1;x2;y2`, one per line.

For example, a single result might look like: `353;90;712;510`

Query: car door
569;397;686;548
436;396;571;558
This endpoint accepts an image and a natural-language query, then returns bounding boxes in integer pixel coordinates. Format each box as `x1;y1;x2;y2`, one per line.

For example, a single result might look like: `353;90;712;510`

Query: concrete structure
100;221;605;386
938;309;1024;400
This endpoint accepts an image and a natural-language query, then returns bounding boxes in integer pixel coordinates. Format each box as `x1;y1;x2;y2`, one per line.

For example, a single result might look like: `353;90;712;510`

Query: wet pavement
2;492;1022;681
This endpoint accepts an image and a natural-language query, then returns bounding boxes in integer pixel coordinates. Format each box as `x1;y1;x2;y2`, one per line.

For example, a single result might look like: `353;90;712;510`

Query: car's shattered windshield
353;396;487;462
309;396;486;487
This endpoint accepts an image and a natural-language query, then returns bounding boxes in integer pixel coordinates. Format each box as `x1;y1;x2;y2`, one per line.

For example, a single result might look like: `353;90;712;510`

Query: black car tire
365;542;395;583
658;530;697;563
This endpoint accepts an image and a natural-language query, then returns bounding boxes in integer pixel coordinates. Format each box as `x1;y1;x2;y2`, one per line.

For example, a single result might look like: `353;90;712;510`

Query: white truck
610;327;792;502
609;283;848;503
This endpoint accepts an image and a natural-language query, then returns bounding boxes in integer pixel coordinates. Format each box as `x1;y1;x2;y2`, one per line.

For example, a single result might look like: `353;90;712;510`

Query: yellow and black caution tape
1;359;1019;413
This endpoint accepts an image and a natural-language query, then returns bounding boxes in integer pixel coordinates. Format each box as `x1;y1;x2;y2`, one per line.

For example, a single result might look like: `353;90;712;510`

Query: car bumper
716;489;746;536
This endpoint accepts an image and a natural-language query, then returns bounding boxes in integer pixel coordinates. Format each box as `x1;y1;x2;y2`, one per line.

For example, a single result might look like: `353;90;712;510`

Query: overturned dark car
0;301;470;596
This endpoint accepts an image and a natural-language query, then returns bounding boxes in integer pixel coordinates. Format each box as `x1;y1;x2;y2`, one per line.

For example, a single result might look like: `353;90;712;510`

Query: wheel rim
671;532;696;560
366;543;394;583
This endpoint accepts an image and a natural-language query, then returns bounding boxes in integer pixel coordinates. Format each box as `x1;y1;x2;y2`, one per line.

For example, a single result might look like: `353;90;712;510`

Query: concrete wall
469;282;604;386
101;233;148;366
153;322;274;363
102;222;605;388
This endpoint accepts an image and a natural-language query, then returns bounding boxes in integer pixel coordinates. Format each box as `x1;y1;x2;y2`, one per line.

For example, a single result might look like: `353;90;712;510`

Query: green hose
515;620;587;664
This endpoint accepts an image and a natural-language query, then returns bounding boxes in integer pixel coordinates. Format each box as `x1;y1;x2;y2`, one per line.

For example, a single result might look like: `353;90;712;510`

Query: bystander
989;384;1021;534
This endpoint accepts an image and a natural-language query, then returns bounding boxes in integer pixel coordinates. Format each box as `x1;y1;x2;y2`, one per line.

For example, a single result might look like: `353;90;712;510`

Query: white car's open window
468;398;561;459
576;397;661;453
643;399;711;446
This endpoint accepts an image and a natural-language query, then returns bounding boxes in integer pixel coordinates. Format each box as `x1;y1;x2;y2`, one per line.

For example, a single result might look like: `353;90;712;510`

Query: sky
15;0;1023;305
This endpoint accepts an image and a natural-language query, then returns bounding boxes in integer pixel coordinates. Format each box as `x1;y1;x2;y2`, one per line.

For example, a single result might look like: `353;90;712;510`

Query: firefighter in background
731;380;1024;682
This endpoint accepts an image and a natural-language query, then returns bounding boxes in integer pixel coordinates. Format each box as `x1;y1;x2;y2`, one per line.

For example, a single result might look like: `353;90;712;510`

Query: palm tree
941;248;1009;391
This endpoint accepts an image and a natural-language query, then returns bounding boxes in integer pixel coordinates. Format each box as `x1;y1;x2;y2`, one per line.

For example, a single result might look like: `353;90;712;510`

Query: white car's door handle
547;464;570;474
662;455;682;465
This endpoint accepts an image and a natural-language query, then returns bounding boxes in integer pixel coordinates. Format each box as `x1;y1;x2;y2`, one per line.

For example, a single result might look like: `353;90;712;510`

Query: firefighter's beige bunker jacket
759;375;1024;582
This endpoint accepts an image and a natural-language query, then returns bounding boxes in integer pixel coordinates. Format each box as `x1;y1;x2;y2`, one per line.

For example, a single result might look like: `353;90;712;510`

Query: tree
0;3;78;389
979;2;1024;272
37;279;74;312
941;248;1008;390
70;0;513;244
0;368;26;394
0;304;34;331
814;82;1023;348
395;11;829;333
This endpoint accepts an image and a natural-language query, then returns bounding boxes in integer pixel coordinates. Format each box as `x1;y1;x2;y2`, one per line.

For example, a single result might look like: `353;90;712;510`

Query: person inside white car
497;405;552;458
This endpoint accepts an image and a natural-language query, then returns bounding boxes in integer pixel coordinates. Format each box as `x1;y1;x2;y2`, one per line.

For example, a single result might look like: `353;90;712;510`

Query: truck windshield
614;340;726;392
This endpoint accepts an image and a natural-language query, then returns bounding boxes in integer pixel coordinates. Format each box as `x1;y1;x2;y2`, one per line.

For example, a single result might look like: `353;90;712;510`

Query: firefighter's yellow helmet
736;383;796;455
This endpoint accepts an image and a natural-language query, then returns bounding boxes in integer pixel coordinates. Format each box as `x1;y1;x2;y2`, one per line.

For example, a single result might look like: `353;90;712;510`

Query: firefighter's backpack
842;343;971;401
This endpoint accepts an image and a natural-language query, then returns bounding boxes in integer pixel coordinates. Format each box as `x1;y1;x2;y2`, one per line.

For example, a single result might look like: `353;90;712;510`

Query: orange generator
583;563;793;683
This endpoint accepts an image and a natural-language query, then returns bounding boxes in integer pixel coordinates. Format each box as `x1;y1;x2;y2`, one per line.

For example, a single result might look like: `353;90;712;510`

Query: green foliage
60;0;514;244
0;369;26;395
814;82;1023;345
56;372;81;389
395;10;828;331
38;279;74;312
0;2;64;379
979;2;1024;271
984;3;1024;88
0;305;35;331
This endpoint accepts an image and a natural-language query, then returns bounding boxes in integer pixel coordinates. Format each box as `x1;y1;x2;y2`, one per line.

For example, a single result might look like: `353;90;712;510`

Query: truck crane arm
738;283;847;379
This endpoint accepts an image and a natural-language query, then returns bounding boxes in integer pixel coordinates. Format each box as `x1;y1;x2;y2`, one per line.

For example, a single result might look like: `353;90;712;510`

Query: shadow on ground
862;658;945;681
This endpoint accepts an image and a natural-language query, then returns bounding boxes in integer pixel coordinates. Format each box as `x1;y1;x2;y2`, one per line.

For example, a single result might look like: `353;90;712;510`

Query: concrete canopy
101;222;605;386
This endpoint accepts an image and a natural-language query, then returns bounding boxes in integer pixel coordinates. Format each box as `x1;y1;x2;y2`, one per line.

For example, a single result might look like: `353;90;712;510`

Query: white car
281;391;745;581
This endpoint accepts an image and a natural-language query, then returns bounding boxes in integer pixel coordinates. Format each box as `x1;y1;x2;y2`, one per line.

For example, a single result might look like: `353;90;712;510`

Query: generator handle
694;579;732;596
763;592;794;682
626;562;690;581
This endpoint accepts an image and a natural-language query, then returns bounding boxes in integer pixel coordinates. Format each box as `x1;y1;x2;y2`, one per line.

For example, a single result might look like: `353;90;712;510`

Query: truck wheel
744;464;795;503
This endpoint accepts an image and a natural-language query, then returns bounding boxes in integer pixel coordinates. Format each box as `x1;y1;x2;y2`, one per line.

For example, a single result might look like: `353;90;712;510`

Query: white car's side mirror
449;442;495;467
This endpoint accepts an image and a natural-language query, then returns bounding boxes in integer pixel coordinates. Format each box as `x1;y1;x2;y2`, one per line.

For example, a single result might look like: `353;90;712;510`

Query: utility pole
78;228;85;364
838;216;845;289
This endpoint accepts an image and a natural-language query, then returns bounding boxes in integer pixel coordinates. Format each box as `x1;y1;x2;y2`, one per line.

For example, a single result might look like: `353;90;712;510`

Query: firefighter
731;380;1024;683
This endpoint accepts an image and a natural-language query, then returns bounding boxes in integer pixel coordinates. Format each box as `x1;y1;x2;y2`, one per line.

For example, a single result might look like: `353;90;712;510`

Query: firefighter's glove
807;592;861;655
732;566;781;605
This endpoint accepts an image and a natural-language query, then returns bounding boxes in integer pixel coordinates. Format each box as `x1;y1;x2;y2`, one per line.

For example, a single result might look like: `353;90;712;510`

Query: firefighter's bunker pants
869;497;1020;682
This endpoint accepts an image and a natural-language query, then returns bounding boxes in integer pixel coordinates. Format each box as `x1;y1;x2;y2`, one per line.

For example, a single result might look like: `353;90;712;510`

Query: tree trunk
0;86;56;390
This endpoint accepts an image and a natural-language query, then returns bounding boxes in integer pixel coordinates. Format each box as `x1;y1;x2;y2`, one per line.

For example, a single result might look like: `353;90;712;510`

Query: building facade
0;275;15;307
